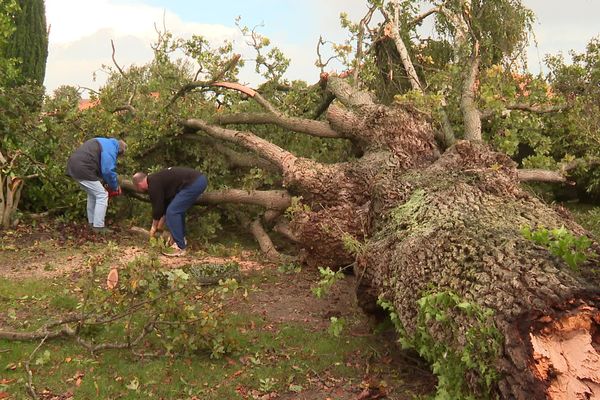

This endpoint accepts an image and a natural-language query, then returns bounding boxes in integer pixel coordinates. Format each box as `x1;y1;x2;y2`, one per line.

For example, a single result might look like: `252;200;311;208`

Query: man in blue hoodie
67;137;127;233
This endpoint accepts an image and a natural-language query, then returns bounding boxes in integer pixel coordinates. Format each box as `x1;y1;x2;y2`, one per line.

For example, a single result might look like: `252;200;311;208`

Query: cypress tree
5;0;49;85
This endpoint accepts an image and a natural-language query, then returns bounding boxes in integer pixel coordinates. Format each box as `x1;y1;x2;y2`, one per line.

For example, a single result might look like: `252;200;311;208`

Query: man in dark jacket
67;137;126;233
132;167;208;257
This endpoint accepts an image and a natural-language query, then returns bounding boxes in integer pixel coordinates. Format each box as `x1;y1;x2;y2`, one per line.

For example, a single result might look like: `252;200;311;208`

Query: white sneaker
162;243;186;257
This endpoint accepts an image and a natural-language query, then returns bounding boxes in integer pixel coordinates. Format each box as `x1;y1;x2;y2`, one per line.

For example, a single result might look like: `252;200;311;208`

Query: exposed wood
383;1;422;92
112;104;136;116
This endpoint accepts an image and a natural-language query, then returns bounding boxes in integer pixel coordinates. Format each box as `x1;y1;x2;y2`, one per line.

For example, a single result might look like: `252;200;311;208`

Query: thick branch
214;112;342;138
312;92;336;119
273;219;300;243
563;158;600;173
246;217;282;261
0;326;74;341
481;104;572;119
182;134;278;172
461;40;482;141
326;77;374;108
326;105;366;137
411;5;443;25
121;180;292;211
200;189;292;210
517;169;567;184
181;119;298;173
112;104;137;116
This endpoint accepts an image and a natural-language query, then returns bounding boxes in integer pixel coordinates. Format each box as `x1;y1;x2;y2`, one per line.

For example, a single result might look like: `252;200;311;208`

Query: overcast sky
43;0;600;95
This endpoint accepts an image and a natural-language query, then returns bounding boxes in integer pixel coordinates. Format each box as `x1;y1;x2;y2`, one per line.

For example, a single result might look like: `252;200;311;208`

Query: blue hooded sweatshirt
96;137;120;190
66;137;121;190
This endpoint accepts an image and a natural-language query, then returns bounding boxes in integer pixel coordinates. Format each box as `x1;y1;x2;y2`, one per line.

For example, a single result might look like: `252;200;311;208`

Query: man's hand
108;187;122;198
149;225;157;237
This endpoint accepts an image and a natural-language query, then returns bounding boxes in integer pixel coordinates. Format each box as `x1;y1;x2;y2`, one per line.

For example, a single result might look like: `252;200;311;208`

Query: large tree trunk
355;140;600;399
179;77;599;399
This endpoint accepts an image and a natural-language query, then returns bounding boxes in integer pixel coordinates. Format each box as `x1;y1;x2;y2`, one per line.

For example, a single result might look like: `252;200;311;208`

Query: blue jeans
76;180;108;228
165;175;208;249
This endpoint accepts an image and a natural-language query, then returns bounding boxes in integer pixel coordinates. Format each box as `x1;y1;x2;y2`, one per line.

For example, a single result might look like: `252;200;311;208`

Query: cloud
44;0;599;94
44;0;239;93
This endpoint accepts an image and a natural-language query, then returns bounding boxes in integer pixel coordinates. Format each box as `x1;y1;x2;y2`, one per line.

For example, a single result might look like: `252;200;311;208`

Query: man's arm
99;139;120;191
147;176;166;237
149;216;166;237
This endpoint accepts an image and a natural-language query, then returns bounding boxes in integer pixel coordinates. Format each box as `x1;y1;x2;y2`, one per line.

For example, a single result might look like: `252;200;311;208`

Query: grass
566;202;600;239
0;267;401;399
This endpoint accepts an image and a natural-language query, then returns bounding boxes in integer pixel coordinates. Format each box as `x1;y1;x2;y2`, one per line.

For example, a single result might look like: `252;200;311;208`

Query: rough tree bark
175;75;600;400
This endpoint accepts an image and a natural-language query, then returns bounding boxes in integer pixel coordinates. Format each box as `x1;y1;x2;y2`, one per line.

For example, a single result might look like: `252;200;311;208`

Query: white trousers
76;180;108;228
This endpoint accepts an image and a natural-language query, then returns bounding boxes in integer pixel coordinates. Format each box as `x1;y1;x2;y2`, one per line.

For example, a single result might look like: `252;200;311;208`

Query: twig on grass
25;333;49;400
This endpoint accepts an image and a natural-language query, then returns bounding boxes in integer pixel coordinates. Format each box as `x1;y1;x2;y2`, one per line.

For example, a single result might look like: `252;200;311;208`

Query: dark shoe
92;227;114;235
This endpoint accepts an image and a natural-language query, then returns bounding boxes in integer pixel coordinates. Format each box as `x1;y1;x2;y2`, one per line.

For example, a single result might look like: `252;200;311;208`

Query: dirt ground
0;222;435;399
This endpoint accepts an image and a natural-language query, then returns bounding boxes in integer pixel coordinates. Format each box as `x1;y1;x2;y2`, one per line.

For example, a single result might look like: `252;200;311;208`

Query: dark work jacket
66;139;102;182
148;167;203;220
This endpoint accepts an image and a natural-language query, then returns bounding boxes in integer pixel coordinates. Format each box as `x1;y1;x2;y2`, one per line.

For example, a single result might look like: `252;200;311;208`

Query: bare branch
200;189;292;210
517;169;568;184
168;54;241;107
411;5;443;25
25;334;49;400
78;86;101;96
110;39;127;78
353;4;378;86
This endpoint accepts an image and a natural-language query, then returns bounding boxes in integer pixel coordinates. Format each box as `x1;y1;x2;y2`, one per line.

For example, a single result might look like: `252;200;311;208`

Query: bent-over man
67;137;126;233
132;167;208;257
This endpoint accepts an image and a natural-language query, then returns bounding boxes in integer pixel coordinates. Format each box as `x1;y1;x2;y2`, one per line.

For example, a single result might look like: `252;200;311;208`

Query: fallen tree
163;74;600;399
10;1;598;398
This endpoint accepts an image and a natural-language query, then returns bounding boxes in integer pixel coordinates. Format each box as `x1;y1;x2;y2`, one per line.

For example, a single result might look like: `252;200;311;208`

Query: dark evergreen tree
4;0;48;85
